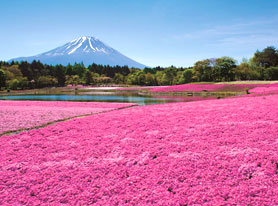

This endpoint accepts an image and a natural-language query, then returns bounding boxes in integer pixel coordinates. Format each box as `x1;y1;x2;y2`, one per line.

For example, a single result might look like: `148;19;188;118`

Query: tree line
0;46;278;90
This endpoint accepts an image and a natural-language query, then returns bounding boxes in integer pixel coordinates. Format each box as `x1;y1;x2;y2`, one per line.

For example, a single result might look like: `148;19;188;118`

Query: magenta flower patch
249;84;278;94
0;100;136;134
150;83;278;92
151;84;224;92
1;96;278;204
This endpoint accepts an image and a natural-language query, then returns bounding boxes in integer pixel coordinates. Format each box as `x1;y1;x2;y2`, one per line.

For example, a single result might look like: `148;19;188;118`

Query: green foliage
8;79;20;90
145;73;156;86
179;69;193;84
253;46;278;68
143;67;156;74
18;77;29;90
234;62;260;80
193;57;236;82
264;67;278;80
0;69;6;89
113;73;125;84
72;62;86;77
84;70;94;85
55;65;66;86
214;57;236;81
1;65;23;80
193;59;214;81
37;76;58;88
66;75;82;86
161;67;177;85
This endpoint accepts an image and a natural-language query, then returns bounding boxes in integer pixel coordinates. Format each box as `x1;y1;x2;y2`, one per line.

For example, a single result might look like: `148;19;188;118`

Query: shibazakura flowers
1;95;278;204
150;83;278;92
0;100;136;134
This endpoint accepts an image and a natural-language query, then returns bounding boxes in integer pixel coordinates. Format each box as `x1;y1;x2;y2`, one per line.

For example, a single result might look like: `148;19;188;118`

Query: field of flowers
0;100;136;135
249;84;278;94
1;95;278;205
150;83;278;93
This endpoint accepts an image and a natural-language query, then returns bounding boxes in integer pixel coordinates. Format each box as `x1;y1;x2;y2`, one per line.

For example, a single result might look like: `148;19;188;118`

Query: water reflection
0;94;177;105
0;91;232;105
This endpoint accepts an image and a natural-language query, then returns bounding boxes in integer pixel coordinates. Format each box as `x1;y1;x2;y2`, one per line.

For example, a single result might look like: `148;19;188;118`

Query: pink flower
1;95;278;204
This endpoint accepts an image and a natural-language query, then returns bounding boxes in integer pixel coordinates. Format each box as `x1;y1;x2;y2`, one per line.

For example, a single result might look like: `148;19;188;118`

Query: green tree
18;77;29;90
135;71;146;85
37;76;57;88
126;73;137;85
30;60;45;80
8;79;20;90
145;73;155;86
19;61;32;80
179;69;193;84
113;73;125;84
66;75;81;86
193;59;214;81
72;62;86;77
0;69;6;89
253;46;278;68
264;67;278;80
143;67;156;74
66;64;74;76
155;71;164;86
214;57;236;81
160;67;177;85
55;65;66;86
84;70;93;85
234;62;260;80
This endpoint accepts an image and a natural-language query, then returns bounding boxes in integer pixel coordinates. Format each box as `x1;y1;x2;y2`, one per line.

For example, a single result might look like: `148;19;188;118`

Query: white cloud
172;18;278;43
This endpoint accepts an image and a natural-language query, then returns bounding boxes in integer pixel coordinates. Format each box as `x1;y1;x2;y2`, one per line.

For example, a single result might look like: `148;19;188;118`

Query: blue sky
1;0;278;67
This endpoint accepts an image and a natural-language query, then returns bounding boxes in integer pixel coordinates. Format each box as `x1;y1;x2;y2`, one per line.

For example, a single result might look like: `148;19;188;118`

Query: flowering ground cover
249;84;278;94
151;84;224;92
150;83;278;93
0;100;136;135
153;95;217;102
1;95;278;204
117;86;165;91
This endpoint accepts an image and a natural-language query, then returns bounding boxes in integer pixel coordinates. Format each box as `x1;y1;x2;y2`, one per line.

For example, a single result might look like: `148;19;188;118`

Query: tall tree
0;69;6;89
193;59;214;81
253;46;278;68
55;65;66;86
84;70;93;85
214;57;236;81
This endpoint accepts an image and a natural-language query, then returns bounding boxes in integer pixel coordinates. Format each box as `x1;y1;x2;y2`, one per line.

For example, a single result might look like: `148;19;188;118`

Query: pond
0;89;231;105
0;94;177;105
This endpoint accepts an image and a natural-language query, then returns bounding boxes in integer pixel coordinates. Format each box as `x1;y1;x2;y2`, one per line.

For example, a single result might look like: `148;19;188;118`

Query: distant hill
9;36;146;68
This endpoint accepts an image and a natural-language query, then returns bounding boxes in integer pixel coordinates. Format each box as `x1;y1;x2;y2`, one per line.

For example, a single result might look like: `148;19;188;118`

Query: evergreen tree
0;69;6;89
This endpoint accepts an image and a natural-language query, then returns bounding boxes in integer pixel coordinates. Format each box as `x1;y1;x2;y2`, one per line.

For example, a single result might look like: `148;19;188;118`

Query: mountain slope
10;36;146;68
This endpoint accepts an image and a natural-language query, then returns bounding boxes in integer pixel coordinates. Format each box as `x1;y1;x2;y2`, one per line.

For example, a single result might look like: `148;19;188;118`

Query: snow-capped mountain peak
44;36;112;56
9;36;146;68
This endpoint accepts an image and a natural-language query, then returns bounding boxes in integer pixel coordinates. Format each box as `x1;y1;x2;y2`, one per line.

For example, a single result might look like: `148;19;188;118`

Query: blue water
0;94;177;105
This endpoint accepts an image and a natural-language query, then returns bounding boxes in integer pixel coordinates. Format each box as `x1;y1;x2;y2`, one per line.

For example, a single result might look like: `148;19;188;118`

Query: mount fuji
9;36;146;68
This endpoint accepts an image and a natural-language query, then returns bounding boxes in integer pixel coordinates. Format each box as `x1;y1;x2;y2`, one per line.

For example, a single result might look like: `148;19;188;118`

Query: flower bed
0;100;136;134
1;96;278;204
117;86;163;91
151;84;224;92
249;84;278;94
150;83;278;92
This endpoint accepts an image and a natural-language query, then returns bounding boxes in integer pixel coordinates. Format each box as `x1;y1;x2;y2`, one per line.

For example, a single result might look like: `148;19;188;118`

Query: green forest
1;46;278;90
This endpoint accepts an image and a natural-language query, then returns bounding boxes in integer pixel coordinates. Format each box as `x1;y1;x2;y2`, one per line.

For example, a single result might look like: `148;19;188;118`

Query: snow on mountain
9;36;146;68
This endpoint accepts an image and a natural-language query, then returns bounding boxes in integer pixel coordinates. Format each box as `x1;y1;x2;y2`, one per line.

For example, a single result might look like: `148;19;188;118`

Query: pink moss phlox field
153;95;217;102
1;96;278;205
249;84;278;94
0;100;136;134
117;86;162;91
150;83;278;92
151;84;224;92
